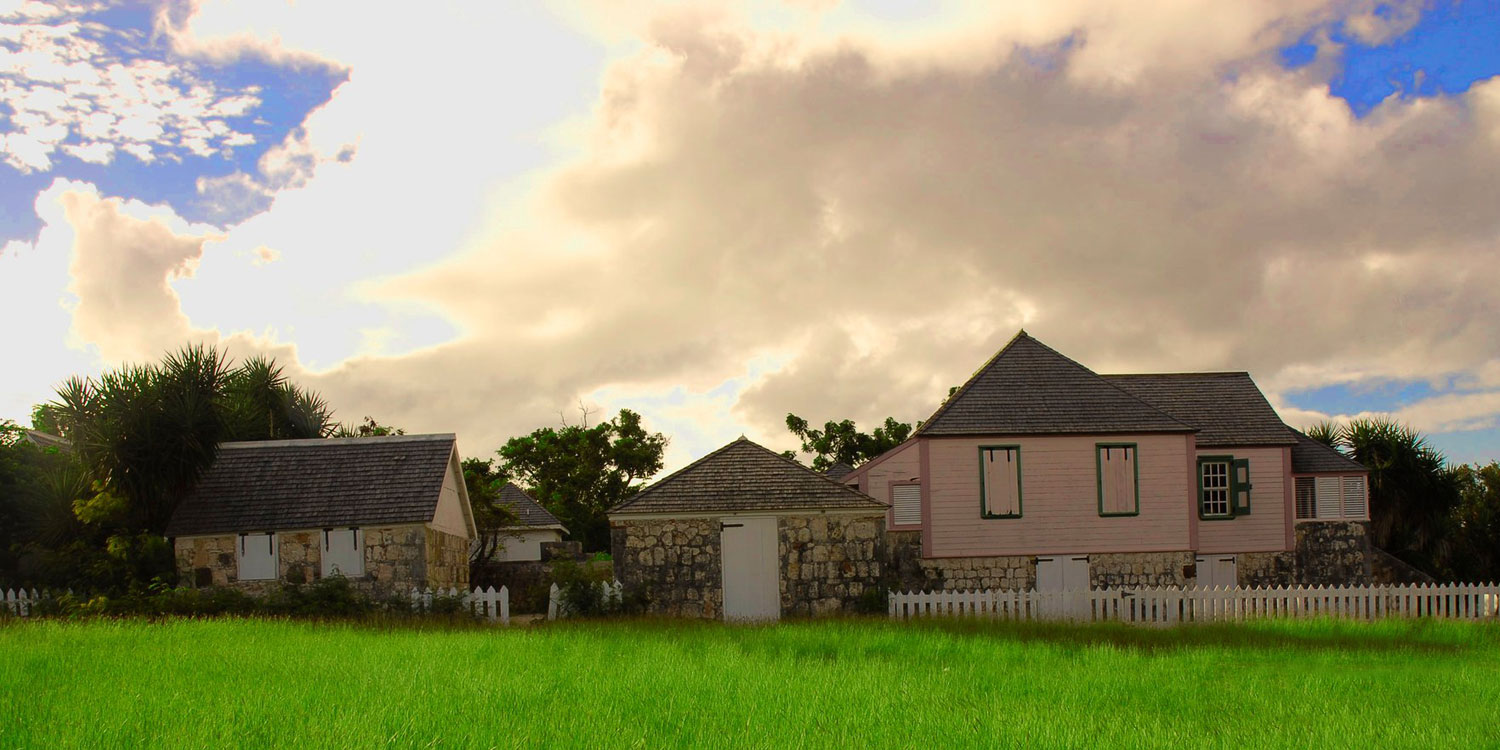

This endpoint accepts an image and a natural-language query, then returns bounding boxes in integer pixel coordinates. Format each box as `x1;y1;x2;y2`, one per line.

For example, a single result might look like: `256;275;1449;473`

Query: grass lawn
2;616;1498;748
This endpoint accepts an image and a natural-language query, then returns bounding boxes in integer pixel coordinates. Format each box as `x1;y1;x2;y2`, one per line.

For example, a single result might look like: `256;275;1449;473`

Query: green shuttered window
1198;456;1252;520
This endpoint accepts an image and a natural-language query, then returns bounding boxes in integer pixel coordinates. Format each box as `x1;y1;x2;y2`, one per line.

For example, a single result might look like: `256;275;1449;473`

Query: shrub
853;587;889;615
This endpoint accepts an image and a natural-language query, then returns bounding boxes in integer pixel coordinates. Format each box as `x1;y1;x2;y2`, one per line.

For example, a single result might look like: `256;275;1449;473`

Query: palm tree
1339;417;1459;568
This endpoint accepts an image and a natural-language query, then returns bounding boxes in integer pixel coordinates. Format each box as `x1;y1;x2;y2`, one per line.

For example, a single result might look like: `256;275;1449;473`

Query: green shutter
1231;458;1252;515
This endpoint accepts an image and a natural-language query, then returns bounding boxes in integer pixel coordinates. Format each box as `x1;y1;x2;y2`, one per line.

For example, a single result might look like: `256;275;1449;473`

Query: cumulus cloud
6;1;1500;469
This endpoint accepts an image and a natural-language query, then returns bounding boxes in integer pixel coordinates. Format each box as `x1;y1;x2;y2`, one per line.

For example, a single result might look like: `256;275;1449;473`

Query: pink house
841;331;1372;591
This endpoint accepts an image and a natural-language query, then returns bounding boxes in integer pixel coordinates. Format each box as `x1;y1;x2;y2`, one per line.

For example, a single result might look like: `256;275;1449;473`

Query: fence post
547;583;560;620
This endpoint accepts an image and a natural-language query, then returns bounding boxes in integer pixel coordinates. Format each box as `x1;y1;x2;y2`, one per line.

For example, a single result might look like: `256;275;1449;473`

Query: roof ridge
219;433;456;449
913;329;1029;435
1103;371;1252;378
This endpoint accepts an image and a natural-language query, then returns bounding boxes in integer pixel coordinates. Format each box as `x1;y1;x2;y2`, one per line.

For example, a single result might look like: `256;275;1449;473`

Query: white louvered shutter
1315;477;1341;519
892;484;922;526
1341;476;1366;519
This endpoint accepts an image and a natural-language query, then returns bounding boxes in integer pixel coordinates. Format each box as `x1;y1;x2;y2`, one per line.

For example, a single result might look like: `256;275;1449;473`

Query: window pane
1200;462;1230;516
1295;477;1316;519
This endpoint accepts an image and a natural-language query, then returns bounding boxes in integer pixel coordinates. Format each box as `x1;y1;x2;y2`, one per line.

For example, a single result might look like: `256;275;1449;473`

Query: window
1199;456;1252;519
237;533;277;581
891;483;922;526
1294;475;1367;520
321;528;365;578
979;446;1022;518
1096;444;1139;516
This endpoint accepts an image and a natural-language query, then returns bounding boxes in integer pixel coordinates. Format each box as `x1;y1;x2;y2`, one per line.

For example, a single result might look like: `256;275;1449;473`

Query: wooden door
720;517;780;621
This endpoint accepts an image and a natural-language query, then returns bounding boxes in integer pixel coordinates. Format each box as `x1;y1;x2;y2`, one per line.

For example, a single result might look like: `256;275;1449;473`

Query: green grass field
2;617;1498;748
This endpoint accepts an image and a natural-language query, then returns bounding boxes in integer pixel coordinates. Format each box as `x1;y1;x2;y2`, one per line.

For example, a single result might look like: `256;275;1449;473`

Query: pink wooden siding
925;434;1193;557
855;441;921;529
1195;446;1291;553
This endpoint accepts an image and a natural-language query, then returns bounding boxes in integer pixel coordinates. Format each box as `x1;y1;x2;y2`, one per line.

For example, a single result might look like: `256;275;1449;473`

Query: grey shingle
610;438;886;515
165;434;456;537
498;482;565;530
915;332;1196;437
1289;429;1367;473
823;462;855;482
1103;373;1298;447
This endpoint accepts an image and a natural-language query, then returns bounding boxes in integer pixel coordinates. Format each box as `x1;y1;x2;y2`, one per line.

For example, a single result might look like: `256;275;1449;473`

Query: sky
2;0;1499;474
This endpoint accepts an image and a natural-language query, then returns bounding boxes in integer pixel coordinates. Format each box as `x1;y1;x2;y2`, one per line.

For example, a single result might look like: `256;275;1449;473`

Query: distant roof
166;434;458;537
1289;430;1367;474
823;462;855;482
610;438;886;516
1103;373;1297;447
22;431;70;451
915;331;1196;437
498;482;565;530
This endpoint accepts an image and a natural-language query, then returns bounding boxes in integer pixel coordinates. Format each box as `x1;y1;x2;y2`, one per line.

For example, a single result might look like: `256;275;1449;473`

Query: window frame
1197;455;1235;520
1095;442;1140;517
1293;474;1369;521
977;445;1023;519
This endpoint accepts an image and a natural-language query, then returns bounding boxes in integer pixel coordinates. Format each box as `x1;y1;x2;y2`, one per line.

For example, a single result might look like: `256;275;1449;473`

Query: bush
853;587;889;615
551;560;645;618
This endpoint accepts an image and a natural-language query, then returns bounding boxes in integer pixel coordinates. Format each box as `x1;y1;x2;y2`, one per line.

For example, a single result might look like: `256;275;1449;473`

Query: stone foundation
611;518;722;618
886;534;1033;592
1295;521;1372;585
779;515;883;616
1090;552;1194;589
1235;551;1296;587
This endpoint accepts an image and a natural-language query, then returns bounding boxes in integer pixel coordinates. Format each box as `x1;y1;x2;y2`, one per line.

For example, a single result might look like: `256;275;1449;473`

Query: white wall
491;529;563;562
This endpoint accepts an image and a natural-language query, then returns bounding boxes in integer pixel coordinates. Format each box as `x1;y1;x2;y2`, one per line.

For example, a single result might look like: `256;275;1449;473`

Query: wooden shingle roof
915;332;1196;437
498;482;565;530
166;434;457;537
1103;372;1298;447
823;462;855;482
1289;430;1367;473
610;438;886;516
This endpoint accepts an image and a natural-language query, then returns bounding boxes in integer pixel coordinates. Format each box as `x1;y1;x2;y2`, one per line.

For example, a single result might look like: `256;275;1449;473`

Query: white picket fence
4;586;511;625
889;582;1500;624
408;586;511;624
546;580;623;620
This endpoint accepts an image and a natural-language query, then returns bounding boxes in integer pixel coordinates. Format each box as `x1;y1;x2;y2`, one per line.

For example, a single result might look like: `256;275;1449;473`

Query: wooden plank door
720;517;780;621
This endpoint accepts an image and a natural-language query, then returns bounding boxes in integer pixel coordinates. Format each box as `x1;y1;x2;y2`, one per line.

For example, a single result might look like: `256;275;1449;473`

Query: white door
720;517;780;621
1035;555;1090;591
1195;555;1237;589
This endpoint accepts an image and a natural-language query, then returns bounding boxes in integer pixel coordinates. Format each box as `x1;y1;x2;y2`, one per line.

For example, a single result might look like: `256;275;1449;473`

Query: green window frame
1198;455;1252;520
1095;443;1140;517
978;445;1022;519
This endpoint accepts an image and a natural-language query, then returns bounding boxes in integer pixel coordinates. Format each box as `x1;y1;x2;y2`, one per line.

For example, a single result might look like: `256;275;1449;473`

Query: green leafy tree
783;414;918;471
496;408;667;552
463;457;519;564
335;416;405;438
1447;462;1500;582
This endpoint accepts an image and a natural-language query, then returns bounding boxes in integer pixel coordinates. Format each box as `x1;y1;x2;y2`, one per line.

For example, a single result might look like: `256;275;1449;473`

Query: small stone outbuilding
609;438;887;620
166;434;477;595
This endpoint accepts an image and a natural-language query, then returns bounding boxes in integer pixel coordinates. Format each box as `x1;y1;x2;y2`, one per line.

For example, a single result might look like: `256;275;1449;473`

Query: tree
29;345;336;589
463;457;518;564
496;408;667;552
1446;462;1500;582
335;416;405;438
783;413;918;471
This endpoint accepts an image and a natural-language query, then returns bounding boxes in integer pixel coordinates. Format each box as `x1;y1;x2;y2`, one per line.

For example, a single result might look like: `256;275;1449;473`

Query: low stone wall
1090;552;1193;589
1370;547;1435;584
779;515;883;616
1295;520;1372;585
1235;552;1296;587
425;528;471;589
612;518;722;618
886;533;1033;592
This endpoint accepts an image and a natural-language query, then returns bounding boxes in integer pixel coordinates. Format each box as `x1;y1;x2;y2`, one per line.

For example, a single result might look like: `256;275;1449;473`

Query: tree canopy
495;409;667;552
783;413;918;471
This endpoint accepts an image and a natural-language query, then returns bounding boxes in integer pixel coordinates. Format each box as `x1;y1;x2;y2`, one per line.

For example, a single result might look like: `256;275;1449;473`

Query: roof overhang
610;506;886;522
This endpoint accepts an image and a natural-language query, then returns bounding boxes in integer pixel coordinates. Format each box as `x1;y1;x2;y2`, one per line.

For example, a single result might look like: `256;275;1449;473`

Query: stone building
166;434;477;595
609;438;888;620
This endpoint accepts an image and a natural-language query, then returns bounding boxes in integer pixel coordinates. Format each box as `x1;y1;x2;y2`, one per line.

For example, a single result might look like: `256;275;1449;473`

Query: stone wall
887;533;1033;592
365;526;427;590
175;535;237;587
1235;551;1296;587
1295;520;1372;585
278;531;322;585
1090;552;1194;589
611;518;722;618
1370;547;1436;584
424;527;470;589
778;515;884;616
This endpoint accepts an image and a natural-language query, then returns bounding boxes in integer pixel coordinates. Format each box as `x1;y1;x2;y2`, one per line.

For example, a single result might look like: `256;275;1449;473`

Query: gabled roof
823;462;855;482
22;430;70;452
1289;430;1367;474
166;434;459;537
610;438;886;516
915;331;1196;437
1103;372;1298;447
498;482;566;531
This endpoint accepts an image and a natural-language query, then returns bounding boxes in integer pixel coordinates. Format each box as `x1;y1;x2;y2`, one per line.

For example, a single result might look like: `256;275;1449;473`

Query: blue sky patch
1283;378;1439;417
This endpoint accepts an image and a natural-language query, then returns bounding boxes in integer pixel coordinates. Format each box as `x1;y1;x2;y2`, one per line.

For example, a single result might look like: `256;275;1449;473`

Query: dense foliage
494;409;667;552
782;413;917;471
